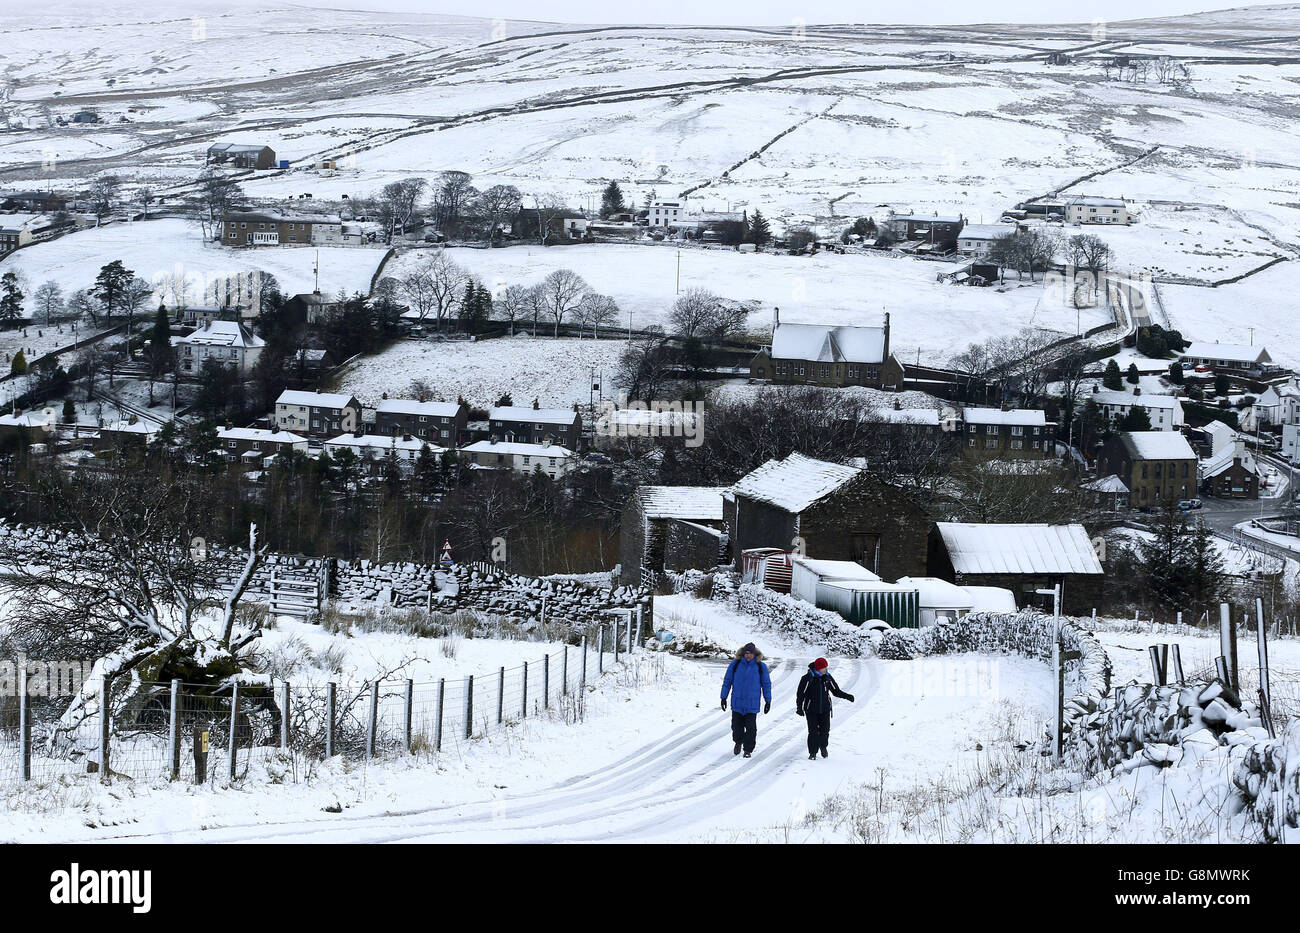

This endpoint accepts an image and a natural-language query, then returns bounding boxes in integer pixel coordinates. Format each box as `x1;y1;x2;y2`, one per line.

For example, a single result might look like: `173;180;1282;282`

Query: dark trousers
731;712;757;753
806;710;831;755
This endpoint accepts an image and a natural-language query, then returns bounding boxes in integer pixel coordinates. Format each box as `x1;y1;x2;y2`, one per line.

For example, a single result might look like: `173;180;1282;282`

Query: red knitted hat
813;658;828;671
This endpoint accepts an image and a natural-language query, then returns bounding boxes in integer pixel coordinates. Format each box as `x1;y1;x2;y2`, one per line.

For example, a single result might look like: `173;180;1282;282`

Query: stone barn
620;486;728;587
724;452;931;581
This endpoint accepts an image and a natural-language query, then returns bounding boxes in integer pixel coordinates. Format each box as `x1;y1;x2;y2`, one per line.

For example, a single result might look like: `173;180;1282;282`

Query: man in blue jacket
720;642;772;758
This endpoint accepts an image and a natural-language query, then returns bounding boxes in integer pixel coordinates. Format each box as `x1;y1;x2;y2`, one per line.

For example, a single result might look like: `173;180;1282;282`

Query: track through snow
92;658;885;844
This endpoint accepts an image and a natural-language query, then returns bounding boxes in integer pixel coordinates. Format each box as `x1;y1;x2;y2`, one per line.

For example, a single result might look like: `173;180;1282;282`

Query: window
1011;426;1024;436
968;425;976;433
987;426;999;435
985;439;997;448
968;438;975;447
227;441;237;449
1012;440;1023;449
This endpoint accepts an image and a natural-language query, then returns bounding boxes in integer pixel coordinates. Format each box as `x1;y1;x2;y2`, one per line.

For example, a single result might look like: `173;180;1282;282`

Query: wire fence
0;620;643;795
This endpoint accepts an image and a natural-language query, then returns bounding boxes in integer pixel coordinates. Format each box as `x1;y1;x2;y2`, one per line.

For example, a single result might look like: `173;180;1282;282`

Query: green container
816;582;919;629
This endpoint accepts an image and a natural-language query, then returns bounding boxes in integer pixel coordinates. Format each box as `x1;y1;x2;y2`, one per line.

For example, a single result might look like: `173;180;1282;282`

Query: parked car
1177;499;1202;511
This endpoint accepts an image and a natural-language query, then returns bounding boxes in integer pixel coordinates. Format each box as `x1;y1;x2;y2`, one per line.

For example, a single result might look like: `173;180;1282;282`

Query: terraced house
222;209;343;246
274;390;361;438
960;408;1052;459
374;398;468;446
749;311;905;390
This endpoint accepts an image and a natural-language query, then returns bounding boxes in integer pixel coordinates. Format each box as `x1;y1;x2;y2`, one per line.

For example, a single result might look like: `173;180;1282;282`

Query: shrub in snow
707;572;873;658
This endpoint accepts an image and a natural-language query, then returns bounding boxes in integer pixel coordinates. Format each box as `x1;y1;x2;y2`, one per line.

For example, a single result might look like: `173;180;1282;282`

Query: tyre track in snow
112;658;875;844
90;657;809;844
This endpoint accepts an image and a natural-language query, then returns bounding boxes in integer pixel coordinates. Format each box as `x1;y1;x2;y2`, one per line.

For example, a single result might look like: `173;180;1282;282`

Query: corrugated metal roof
937;522;1103;575
729;453;861;513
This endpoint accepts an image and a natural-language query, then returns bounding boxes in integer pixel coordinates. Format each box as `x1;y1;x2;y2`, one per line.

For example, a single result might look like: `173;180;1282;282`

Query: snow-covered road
75;647;1050;843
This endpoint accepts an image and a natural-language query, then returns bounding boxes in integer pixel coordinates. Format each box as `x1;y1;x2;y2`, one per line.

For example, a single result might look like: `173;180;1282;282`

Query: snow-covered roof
176;321;264;349
963;586;1018;612
277;390;358;409
636;486;726;521
1200;444;1256;479
771;322;886;364
0;410;54;429
610;408;700;428
890;213;963;224
936;523;1104;575
208;143;271;154
1066;196;1126;208
490;406;577;425
325;433;436;455
873;408;941;426
376;398;463;418
1082;474;1130;493
1182;343;1271;364
218;427;308;444
729;453;861;513
895;576;974;610
962;408;1047;426
790;557;881;582
1121;431;1196;461
1201;420;1237;455
227;209;341;225
462;441;574;458
1089;389;1181;411
958;224;1014;241
102;419;158;435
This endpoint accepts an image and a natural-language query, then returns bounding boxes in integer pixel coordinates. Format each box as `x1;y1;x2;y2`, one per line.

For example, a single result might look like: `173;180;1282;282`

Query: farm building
206;143;277;170
724;452;931;580
927;522;1104;615
619;485;728;586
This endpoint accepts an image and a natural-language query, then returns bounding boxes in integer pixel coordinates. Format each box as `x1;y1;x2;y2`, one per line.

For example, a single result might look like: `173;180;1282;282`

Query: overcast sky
279;0;1279;26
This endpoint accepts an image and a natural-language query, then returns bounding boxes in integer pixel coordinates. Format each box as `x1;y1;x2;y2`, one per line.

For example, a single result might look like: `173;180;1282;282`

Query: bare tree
88;174;121;218
492;283;533;336
537;268;590;336
431;170;476;235
575;292;619;338
378;177;427;243
194;168;244;239
404;250;470;331
33;280;63;324
669;288;722;339
1067;233;1113;294
476;184;522;240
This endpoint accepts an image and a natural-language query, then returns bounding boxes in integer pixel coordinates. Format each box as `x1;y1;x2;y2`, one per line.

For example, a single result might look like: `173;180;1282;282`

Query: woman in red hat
795;658;854;760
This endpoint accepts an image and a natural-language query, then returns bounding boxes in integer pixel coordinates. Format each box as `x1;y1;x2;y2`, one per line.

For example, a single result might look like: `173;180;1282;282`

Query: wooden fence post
465;674;474;739
581;636;588;690
169;679;181;780
19;667;30;782
562;645;568;696
497;666;505;725
522;662;529;719
598;625;605;674
326;681;336;759
543;654;550;709
434;678;445;751
1170;644;1184;683
367;681;379;758
404;679;414;753
100;677;111;785
280;681;291;751
614;619;621;665
227;681;239;782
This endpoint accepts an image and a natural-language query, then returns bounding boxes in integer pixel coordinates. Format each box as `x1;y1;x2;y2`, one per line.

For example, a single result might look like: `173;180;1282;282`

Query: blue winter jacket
721;655;772;714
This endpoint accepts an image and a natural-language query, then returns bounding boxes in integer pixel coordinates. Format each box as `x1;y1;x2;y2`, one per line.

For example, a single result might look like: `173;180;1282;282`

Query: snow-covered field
336;335;628;409
0;220;384;304
394;243;1109;359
